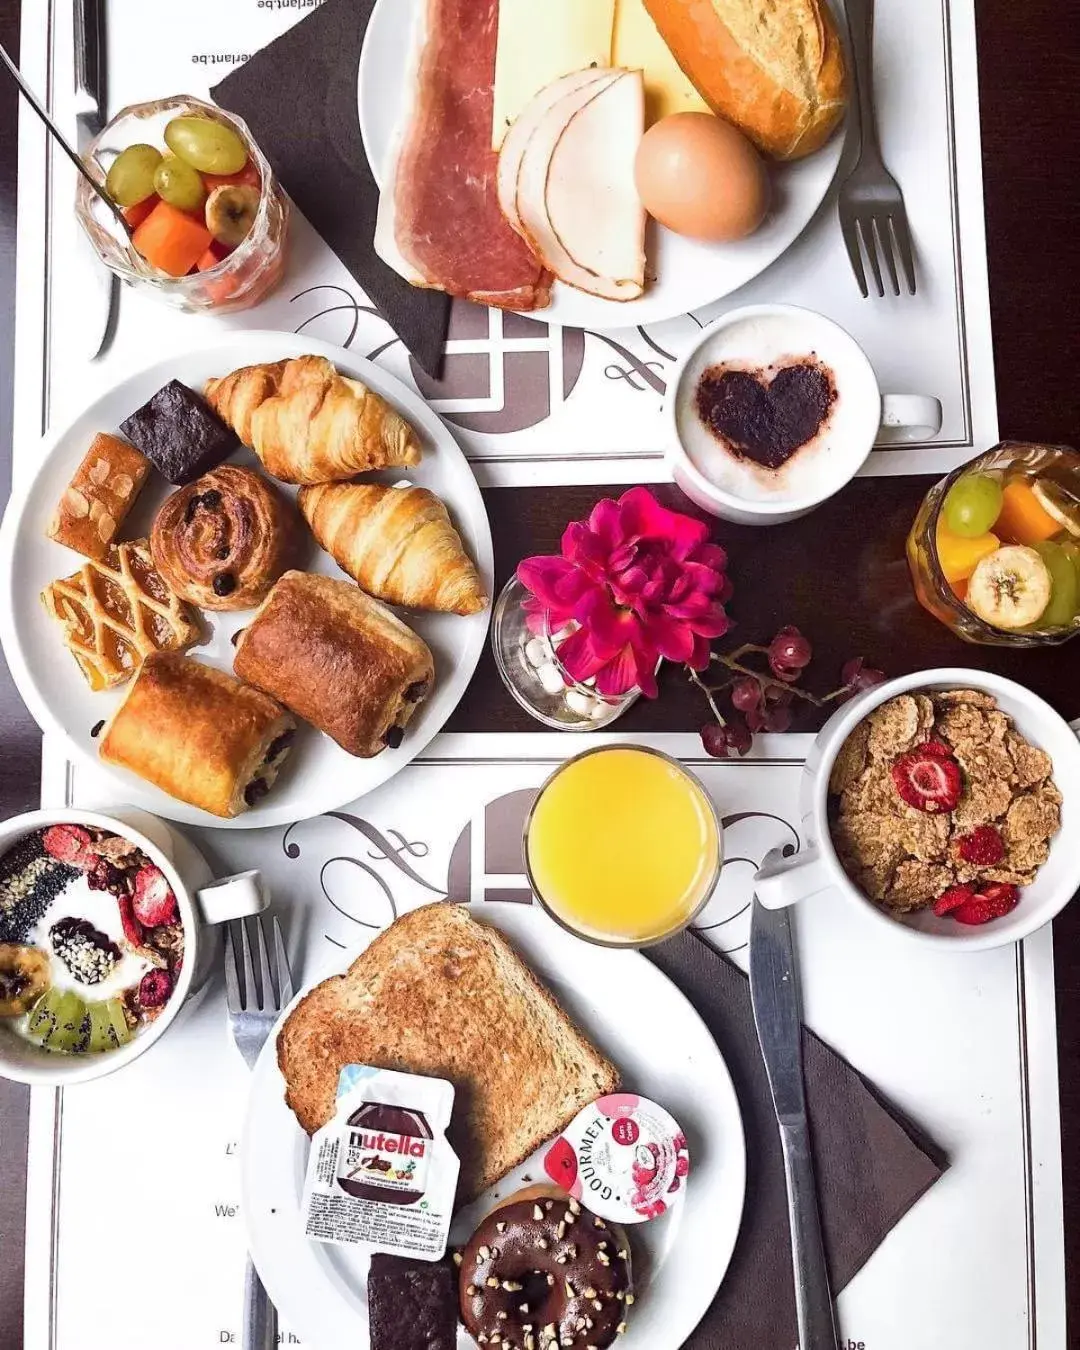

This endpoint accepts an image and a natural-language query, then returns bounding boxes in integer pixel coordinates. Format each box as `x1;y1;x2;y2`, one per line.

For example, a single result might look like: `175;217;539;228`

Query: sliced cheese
492;0;617;148
612;0;708;124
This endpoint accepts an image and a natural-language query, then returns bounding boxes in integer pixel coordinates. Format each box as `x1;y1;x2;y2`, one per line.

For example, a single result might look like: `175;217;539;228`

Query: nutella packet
301;1064;459;1261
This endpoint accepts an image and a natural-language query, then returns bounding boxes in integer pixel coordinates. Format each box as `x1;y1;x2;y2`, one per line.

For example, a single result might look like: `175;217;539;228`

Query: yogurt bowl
0;807;266;1085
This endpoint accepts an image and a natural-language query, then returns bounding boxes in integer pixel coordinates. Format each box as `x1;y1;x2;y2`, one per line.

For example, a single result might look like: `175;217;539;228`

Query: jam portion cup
75;95;288;314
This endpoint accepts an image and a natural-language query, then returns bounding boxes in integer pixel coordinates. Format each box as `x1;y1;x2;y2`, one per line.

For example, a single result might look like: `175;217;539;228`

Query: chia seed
0;831;78;944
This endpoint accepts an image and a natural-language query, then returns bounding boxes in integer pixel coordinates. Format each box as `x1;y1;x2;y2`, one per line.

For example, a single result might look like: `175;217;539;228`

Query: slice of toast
277;903;619;1200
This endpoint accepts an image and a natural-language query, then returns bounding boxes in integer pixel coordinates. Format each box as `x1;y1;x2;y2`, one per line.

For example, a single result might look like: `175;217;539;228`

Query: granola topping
829;689;1061;923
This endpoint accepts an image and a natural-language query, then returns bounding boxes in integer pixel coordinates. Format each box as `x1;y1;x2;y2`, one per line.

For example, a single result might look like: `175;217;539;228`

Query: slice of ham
385;0;551;311
515;70;646;301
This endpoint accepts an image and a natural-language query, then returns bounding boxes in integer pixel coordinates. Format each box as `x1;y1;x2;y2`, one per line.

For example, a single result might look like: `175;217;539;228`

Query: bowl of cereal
754;671;1080;949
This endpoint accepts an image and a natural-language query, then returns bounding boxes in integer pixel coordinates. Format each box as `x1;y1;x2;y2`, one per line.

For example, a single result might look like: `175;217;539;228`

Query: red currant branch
687;627;885;758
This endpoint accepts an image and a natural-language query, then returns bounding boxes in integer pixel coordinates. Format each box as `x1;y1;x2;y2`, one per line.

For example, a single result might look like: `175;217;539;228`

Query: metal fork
225;915;294;1350
837;0;916;297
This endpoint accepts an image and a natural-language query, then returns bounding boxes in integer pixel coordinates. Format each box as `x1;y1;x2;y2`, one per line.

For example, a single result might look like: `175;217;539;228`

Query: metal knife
749;850;840;1350
74;0;119;360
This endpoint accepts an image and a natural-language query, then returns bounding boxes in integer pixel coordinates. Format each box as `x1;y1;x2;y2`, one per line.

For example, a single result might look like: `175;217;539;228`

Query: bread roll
641;0;847;160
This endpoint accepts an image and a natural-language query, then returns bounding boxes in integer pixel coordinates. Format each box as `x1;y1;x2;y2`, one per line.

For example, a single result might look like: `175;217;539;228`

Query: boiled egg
634;112;770;242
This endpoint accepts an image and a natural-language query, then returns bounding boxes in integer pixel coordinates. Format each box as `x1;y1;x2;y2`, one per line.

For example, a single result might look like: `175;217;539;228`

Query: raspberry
137;969;172;1009
891;747;963;813
957;826;1005;866
132;865;178;927
675;1155;690;1177
42;825;94;868
118;894;144;948
933;885;976;917
87;856;126;894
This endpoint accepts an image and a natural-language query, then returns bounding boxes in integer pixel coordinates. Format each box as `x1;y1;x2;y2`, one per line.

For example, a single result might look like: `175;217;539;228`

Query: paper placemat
16;735;1066;1348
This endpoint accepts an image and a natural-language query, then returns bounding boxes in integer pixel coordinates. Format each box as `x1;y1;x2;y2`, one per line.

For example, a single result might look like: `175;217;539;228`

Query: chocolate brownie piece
120;380;237;485
368;1254;457;1350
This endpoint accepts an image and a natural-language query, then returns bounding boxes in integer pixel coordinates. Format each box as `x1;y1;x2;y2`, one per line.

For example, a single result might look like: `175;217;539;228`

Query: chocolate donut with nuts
458;1191;632;1350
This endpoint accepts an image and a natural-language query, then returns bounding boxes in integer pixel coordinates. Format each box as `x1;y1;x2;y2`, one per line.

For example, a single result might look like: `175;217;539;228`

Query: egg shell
634;112;770;243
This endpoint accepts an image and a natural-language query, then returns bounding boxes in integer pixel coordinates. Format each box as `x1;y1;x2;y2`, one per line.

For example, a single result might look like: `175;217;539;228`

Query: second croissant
298;482;487;617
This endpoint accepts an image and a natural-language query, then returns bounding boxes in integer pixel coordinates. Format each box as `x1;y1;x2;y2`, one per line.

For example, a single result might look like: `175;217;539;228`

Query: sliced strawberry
891;747;963;813
978;883;1020;918
934;885;976;917
952;884;1020;926
953;899;994;925
922;739;954;759
118;894;144;948
42;824;95;868
957;826;1005;866
132;865;178;927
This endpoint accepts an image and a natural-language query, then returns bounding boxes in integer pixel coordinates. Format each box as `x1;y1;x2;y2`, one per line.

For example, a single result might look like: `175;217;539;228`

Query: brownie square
120;380;237;485
368;1254;457;1350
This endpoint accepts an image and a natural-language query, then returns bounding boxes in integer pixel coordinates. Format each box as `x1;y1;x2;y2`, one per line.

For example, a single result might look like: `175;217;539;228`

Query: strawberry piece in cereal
957;826;1006;866
891;747;963;813
934;885;977;917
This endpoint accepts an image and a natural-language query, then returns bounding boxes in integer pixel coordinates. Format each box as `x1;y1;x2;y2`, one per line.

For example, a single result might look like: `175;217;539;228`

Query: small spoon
0;42;131;235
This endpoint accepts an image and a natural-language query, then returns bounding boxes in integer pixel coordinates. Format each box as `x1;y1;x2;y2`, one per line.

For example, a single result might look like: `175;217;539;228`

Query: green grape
164;116;248;175
942;474;1004;538
1034;541;1080;627
104;143;162;207
153;156;206;213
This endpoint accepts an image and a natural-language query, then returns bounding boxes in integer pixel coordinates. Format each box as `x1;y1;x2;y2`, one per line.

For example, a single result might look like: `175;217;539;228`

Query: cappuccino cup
666;304;942;526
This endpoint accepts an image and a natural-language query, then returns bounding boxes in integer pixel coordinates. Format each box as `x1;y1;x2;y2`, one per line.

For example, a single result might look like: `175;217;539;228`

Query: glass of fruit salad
75;95;288;314
907;441;1080;645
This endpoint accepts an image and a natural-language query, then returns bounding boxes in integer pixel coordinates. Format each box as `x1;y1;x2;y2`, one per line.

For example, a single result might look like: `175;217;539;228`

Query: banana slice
0;943;51;1016
967;545;1052;630
204;184;260;248
1033;479;1080;538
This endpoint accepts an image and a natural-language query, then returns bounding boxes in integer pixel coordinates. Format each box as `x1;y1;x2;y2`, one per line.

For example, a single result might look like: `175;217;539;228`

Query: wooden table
0;2;1078;1346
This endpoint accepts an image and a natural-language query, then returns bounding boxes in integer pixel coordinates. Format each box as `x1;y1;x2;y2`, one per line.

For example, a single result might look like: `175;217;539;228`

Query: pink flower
517;487;732;698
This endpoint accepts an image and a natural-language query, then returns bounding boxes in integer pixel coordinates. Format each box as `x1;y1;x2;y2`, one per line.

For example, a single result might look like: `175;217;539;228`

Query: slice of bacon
391;0;551;311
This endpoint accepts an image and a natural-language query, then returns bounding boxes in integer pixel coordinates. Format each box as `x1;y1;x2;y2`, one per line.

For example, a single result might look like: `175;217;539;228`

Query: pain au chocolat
233;571;434;758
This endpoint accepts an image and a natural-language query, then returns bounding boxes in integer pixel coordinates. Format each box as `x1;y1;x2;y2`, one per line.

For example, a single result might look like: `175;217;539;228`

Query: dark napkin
211;0;450;376
647;931;947;1348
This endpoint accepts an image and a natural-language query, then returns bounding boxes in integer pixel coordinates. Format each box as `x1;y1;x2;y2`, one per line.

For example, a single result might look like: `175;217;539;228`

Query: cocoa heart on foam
695;362;837;471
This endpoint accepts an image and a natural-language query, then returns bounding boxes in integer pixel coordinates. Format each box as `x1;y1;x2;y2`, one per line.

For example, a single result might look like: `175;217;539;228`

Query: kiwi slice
86;998;133;1053
26;990;90;1053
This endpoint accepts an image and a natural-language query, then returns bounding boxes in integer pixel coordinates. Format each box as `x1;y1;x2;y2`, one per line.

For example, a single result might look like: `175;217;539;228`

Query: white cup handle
878;394;943;444
755;846;836;910
195;870;268;926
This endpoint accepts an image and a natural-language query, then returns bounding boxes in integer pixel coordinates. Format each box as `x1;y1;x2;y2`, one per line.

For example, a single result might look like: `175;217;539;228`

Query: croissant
203;355;422;485
298;482;487;616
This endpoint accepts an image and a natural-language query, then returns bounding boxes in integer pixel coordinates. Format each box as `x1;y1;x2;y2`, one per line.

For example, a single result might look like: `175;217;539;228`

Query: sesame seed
453;1251;463;1266
467;1284;478;1296
496;1222;507;1233
486;1277;500;1288
533;1205;544;1221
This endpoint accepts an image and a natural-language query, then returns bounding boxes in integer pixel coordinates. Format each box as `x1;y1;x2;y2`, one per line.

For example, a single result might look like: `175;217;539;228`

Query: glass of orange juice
524;746;722;947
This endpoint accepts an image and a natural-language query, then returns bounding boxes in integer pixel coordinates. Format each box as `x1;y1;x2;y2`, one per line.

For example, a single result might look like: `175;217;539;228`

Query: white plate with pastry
360;0;847;329
0;331;494;830
243;902;746;1350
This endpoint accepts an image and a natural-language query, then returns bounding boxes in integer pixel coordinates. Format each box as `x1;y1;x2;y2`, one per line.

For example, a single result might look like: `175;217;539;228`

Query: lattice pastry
41;540;198;691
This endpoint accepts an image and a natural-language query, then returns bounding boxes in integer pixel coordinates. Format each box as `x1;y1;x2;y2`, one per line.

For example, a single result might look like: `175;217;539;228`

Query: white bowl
755;670;1080;951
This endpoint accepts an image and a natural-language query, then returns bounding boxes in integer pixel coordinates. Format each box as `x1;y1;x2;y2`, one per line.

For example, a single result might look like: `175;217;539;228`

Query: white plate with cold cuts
0;331;494;831
359;0;846;330
243;902;746;1350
